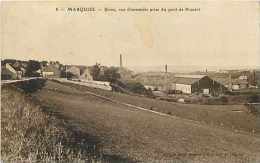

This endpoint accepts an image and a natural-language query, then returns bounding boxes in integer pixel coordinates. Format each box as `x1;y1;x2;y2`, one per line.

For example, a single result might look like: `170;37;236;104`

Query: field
31;80;260;162
53;80;260;135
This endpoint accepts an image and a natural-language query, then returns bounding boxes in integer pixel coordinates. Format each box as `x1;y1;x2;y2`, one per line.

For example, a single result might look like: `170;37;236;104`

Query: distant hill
128;65;260;73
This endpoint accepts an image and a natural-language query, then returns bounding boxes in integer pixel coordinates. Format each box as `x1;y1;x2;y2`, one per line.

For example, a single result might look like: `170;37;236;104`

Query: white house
1;63;22;80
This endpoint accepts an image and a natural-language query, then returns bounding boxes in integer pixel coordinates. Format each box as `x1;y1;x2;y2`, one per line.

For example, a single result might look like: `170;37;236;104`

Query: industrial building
171;75;227;96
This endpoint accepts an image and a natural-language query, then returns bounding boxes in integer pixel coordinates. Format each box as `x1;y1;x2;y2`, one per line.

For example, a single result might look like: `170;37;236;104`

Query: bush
247;94;260;103
125;81;153;96
16;79;46;93
25;60;41;77
220;96;228;104
100;67;121;82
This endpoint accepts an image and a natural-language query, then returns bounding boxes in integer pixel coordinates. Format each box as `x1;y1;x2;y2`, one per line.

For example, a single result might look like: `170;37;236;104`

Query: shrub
125;81;153;96
220;96;228;104
25;60;41;77
247;94;260;103
16;79;46;93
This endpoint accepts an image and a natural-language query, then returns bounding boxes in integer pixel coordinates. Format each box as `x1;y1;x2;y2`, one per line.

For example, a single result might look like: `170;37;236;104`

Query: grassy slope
33;81;260;162
1;86;133;162
53;81;260;135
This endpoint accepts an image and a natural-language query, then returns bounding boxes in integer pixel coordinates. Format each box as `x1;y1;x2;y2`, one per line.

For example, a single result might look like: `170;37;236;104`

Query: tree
60;71;76;79
247;94;259;103
25;60;41;77
2;59;17;65
101;67;121;82
41;61;48;67
90;63;101;80
125;81;147;94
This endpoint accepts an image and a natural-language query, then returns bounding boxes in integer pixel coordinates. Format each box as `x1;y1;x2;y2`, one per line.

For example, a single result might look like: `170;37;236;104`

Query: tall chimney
228;73;232;91
120;54;123;68
165;64;168;73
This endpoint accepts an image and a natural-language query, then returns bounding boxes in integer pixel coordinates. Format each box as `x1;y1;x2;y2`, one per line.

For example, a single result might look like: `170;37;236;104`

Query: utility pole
65;65;67;79
228;73;232;91
165;64;168;93
120;54;123;68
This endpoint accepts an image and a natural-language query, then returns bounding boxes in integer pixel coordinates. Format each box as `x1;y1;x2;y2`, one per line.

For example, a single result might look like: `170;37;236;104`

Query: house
144;85;156;91
134;72;175;91
239;75;248;80
212;77;249;91
171;75;226;95
66;66;93;80
66;66;81;78
41;64;61;78
1;63;22;80
232;79;249;90
79;68;93;81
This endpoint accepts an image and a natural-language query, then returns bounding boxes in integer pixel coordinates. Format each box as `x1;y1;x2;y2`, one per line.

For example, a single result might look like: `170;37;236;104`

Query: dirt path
34;81;260;162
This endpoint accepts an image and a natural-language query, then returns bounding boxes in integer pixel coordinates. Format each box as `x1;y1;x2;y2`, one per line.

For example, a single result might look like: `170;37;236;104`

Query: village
2;1;260;162
2;56;260;162
1;56;260;105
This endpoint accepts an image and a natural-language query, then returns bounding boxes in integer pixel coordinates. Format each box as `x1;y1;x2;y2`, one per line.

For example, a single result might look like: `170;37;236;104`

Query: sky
1;1;260;68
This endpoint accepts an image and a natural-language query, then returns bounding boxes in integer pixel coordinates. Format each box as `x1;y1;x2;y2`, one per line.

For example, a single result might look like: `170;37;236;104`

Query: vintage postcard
1;1;260;162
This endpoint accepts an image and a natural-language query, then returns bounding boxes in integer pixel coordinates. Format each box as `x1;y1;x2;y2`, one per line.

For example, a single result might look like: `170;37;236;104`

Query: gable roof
211;77;229;86
4;63;17;74
174;75;206;79
173;75;207;85
42;64;60;72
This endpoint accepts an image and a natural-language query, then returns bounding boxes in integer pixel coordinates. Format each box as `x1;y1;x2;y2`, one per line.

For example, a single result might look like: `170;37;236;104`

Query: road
1;77;42;85
33;81;260;162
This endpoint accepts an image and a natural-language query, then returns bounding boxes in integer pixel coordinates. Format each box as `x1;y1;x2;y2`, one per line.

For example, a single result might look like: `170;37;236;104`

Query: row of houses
37;63;93;80
1;61;93;81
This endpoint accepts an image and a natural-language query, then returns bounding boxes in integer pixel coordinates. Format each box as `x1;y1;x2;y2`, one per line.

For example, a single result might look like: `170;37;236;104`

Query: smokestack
120;54;123;68
229;73;232;91
165;64;168;73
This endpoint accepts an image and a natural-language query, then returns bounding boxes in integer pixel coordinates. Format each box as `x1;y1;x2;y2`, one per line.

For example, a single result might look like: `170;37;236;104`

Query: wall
176;84;191;94
54;78;112;91
42;71;54;77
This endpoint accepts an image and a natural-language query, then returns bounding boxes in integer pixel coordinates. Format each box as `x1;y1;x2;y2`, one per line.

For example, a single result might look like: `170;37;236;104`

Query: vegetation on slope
1;86;103;162
34;81;260;162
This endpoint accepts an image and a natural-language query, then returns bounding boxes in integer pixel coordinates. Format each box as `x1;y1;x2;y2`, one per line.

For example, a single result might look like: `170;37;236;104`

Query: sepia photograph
1;1;260;162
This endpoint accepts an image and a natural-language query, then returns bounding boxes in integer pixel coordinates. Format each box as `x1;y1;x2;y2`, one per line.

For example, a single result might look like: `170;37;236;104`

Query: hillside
32;80;260;162
53;80;260;135
1;86;131;162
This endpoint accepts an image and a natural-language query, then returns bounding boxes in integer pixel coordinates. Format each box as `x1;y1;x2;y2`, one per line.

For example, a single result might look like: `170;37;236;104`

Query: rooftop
174;75;206;79
172;77;202;85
